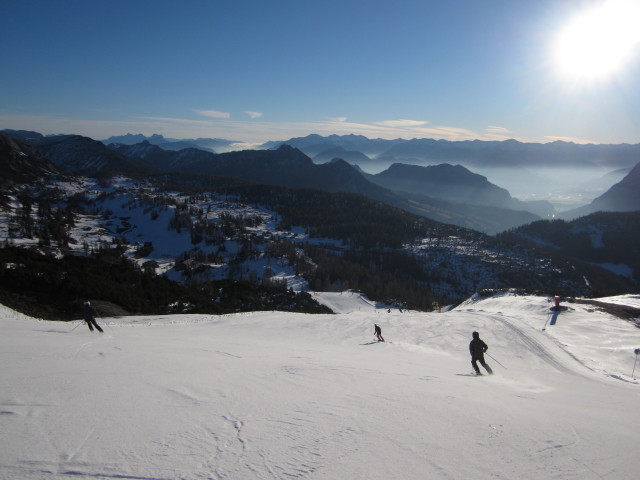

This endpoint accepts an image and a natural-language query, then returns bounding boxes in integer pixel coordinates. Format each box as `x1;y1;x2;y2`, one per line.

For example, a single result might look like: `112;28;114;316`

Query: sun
553;0;640;82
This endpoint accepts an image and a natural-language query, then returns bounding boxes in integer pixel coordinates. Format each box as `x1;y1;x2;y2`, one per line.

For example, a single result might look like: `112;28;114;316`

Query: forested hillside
499;212;640;283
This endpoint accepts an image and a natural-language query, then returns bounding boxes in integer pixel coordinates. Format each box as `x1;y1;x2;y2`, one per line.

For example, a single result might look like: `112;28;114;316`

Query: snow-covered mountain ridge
1;291;639;479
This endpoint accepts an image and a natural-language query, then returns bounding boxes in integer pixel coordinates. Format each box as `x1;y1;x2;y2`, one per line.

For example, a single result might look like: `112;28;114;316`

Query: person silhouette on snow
83;301;103;333
469;331;492;375
374;324;385;342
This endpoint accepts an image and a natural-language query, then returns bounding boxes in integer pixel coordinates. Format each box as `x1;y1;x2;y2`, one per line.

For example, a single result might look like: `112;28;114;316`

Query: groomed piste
1;291;639;480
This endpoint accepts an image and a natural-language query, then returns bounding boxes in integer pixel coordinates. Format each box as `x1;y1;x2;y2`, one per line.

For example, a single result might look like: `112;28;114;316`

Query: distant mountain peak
102;133;165;145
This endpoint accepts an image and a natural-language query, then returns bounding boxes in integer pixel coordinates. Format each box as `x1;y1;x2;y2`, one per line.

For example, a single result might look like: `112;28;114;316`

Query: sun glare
553;0;640;82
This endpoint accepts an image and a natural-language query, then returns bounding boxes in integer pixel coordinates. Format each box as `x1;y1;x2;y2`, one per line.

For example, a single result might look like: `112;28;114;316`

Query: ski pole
632;348;640;378
542;297;552;331
486;352;507;370
70;321;82;332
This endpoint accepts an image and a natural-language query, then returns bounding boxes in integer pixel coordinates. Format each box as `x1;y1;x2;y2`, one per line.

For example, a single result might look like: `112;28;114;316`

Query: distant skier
82;301;103;333
469;331;492;375
374;324;384;342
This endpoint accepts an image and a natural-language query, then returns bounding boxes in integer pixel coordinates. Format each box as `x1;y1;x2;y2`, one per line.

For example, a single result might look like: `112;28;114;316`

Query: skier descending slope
82;301;104;333
374;324;384;342
469;331;492;375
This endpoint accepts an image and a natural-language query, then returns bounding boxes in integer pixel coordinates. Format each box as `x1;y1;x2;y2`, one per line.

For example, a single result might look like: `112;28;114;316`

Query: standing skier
374;324;385;342
82;301;104;333
469;331;492;375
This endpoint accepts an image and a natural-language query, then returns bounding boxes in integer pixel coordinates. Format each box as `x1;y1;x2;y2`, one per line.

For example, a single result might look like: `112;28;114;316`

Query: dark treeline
0;246;331;320
304;246;437;310
265;239;438;310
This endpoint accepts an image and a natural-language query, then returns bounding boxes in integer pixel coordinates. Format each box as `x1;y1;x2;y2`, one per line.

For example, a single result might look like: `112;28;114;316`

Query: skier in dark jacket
469;331;492;375
83;301;103;333
374;324;384;342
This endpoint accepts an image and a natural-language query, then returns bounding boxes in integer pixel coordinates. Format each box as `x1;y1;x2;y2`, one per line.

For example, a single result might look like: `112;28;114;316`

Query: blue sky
1;0;639;145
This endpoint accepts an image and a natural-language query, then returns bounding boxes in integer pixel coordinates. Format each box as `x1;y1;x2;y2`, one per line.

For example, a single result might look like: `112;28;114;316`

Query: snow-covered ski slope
1;291;639;480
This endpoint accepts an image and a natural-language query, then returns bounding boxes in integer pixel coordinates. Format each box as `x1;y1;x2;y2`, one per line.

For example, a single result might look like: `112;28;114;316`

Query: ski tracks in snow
492;313;577;375
137;385;357;480
255;410;359;480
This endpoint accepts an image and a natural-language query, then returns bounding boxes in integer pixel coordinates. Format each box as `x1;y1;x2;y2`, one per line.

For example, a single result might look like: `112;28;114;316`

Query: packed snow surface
1;291;639;480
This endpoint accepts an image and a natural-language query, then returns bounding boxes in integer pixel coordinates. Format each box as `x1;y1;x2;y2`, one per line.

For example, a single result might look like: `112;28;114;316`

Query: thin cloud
327;116;348;123
194;109;231;119
375;119;428;127
483;125;519;141
485;125;510;134
141;116;214;125
245;111;263;119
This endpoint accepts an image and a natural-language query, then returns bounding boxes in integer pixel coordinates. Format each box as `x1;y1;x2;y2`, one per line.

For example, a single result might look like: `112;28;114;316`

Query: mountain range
2;131;528;232
263;133;640;170
1;128;639;318
96;132;640;219
6;130;639;234
102;133;238;153
32;130;639;171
